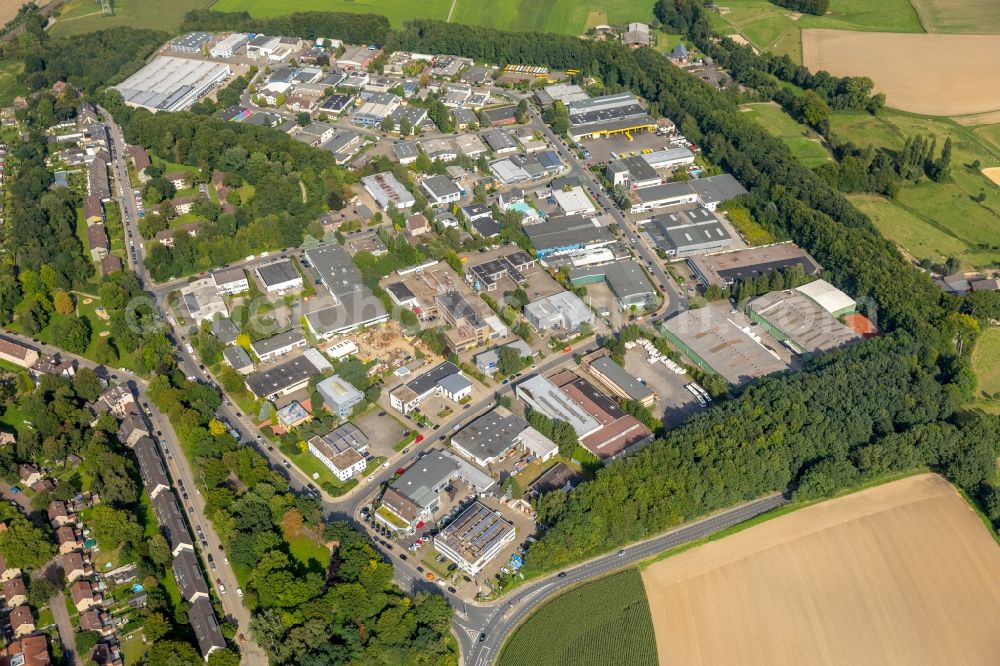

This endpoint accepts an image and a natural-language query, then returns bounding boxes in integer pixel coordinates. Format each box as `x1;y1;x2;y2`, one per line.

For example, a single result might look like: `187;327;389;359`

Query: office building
434;501;515;576
362;172;415;210
524;291;594;332
250;329;306;363
316;375;365;418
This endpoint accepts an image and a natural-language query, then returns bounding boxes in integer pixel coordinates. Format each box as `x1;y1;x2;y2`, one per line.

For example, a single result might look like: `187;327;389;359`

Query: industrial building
523;215;616;257
567;260;657;310
550;371;654;459
420;175;461;206
170;32;212;54
794;279;857;317
254;259;302;294
552;186;596;216
565;92;656;141
466;252;536;292
212;266;249;295
643;146;696;170
607;156;661;190
362;172;415;210
524;291;594;333
586;355;654;407
303;243;389;339
210;33;248;59
250;329;306;363
389;361;472;415
473;339;535;375
689;174;749;211
660;302;791;385
179;278;228;325
352;92;401;126
515;374;602;438
687;243;822;287
434;501;516;576
114;56;231;112
316;375;365;418
640;206;735;257
746;290;863;356
244;349;332;400
481;128;517;154
451;409;529;467
628;180;699;213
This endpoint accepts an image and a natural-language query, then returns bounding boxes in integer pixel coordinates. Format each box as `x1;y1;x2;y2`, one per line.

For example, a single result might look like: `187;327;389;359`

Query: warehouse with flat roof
515;374;601;438
362;172;415;210
794;279;857;317
568;260;656;310
660;302;791;385
524;215;615;257
746;290;862;356
524;291;594;333
304;243;389;339
434;501;515;576
451;408;529;467
587;355;655;406
244;350;331;400
641;206;735;257
687;244;822;287
114;56;231;112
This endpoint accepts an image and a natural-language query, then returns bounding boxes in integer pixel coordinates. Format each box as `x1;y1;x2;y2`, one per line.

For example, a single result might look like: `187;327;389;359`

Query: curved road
462;493;787;665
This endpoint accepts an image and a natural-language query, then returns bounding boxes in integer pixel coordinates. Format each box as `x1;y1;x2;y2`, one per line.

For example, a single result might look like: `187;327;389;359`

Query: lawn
213;0;452;28
972;326;1000;399
0;59;26;108
49;0;214;37
287;532;329;569
829;110;1000;269
910;0;1000;34
715;0;924;64
497;568;658;666
739;102;832;168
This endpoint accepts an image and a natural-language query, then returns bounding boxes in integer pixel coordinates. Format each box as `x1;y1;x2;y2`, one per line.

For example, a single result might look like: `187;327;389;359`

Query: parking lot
355;408;411;460
621;345;702;428
579;131;675;165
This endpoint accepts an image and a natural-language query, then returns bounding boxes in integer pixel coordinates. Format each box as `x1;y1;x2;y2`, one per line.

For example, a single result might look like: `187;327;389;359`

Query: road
99;107;147;285
460;493;787;665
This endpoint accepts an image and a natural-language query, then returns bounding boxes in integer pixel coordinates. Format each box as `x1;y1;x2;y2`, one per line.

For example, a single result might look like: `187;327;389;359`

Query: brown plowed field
802;29;1000;116
642;474;1000;666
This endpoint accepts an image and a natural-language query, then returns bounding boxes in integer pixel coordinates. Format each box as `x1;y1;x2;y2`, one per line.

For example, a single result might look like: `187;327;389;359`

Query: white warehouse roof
795;279;856;315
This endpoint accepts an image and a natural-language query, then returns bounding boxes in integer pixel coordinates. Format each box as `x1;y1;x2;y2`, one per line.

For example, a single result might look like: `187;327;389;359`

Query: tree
380;115;395;133
27;577;58;608
146;640;201;666
142;612;172;643
296;112;311;126
0;516;55;570
147;534;172;567
72;367;103;402
398;116;412;137
207;650;241;666
50;315;90;354
497;346;528;376
75;630;101;655
93;336;118;365
52;290;74;315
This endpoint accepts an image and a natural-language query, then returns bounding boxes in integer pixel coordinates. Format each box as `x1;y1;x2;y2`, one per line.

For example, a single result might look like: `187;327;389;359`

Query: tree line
771;0;829;16
181;9;391;46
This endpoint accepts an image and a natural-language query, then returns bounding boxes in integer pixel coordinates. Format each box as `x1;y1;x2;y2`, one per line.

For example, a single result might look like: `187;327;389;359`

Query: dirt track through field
802;29;1000;116
982;167;1000;188
642;474;1000;666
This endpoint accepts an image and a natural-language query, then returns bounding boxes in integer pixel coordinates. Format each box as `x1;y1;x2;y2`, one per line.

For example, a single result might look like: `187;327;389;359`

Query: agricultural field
910;0;1000;33
497;568;657;666
711;0;922;63
641;474;1000;666
802;30;1000;116
828;110;1000;269
739;102;831;168
49;0;214;38
213;0;654;34
212;0;452;27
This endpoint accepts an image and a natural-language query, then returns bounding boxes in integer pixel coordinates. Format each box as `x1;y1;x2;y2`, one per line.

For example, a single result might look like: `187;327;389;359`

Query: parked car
236;587;243;598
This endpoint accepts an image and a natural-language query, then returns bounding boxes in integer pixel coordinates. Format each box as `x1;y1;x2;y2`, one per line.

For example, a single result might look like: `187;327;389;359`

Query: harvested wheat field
802;29;1000;116
642;474;1000;666
983;167;1000;188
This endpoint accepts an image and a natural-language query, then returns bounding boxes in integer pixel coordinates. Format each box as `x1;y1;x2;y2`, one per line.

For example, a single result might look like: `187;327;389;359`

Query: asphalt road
99;107;148;286
461;493;788;665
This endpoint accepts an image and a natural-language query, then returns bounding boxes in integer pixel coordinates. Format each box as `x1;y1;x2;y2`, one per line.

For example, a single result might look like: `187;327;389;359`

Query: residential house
9;605;35;638
87;223;109;261
79;609;115;637
405;213;431;238
3;576;27;607
70;580;100;613
62;551;91;583
0;555;20;584
56;526;82;555
18;464;41;486
4;634;51;666
47;500;75;528
83;195;104;225
0;336;39;369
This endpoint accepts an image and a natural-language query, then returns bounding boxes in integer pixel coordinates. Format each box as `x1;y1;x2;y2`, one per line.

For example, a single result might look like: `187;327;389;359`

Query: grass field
827;110;1000;269
713;0;922;63
213;0;654;34
739;102;832;168
972;326;1000;399
497;568;657;666
212;0;451;28
641;474;1000;665
49;0;213;38
0;59;26;108
910;0;1000;33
